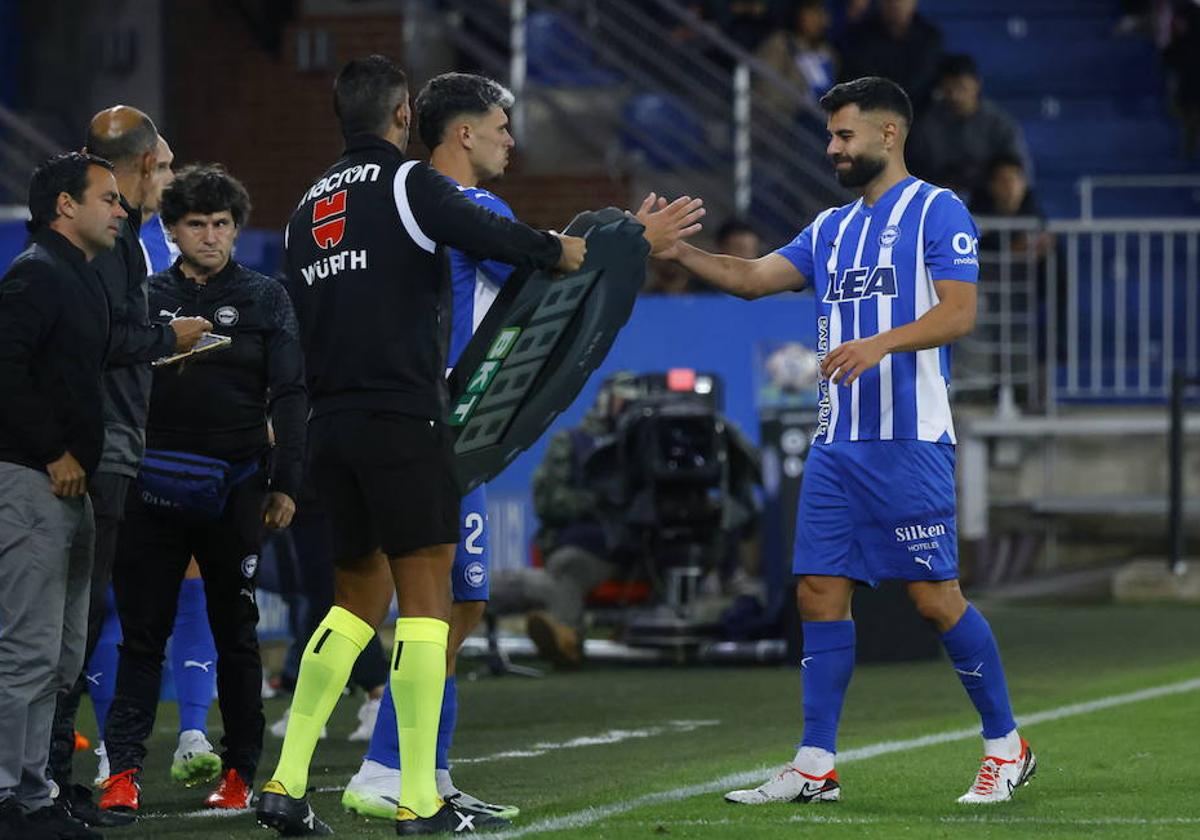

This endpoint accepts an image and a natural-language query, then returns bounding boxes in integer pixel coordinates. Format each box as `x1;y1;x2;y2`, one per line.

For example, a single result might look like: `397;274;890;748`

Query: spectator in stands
690;217;762;292
1165;0;1200;158
970;154;1052;259
838;0;943;109
688;0;793;53
644;256;697;294
908;54;1030;199
754;0;837;117
714;216;762;259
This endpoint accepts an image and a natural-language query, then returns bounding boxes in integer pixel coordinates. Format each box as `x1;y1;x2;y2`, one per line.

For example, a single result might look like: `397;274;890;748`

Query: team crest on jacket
879;225;901;247
312;189;348;249
215;305;239;327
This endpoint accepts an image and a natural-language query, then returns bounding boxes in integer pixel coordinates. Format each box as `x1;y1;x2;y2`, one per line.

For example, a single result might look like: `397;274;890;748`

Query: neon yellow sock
392;617;449;818
270;606;375;795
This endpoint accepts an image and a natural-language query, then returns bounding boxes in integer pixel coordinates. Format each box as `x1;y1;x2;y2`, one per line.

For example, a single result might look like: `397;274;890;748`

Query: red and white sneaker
204;768;253;809
957;737;1037;804
725;767;840;804
98;769;141;812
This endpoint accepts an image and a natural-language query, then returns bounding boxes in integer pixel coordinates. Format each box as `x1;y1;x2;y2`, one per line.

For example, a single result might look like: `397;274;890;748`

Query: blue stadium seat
618;92;708;170
526;10;620;87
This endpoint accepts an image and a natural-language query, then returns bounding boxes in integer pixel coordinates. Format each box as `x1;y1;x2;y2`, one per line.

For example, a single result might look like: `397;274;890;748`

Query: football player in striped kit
660;76;1035;806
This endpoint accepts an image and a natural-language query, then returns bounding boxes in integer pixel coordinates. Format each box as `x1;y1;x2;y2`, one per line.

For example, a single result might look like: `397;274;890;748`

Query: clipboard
152;332;233;368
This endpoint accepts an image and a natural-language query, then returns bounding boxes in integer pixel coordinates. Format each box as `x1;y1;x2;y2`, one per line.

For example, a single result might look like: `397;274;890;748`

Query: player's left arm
824;191;980;386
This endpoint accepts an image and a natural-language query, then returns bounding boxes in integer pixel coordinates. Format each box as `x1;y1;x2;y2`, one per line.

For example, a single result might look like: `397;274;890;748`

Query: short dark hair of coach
0;152;125;838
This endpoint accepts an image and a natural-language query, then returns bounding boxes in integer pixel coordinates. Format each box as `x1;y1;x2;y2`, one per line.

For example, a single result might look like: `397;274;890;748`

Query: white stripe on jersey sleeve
393;161;436;254
823;200;862;444
472;267;501;333
875;180;925;440
847;219;872;442
914;188;956;443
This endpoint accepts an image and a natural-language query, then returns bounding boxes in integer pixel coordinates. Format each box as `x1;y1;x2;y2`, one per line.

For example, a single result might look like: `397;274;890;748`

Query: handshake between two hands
547;192;707;274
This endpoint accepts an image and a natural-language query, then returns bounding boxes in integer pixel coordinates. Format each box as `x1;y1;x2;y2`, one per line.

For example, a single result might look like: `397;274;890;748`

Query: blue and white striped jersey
776;176;979;445
447;182;517;367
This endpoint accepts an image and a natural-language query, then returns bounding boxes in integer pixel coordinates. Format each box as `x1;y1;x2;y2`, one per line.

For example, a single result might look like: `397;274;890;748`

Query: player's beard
831;153;887;188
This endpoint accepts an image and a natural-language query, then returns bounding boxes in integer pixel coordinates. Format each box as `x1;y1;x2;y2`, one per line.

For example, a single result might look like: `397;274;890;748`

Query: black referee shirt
284;133;563;422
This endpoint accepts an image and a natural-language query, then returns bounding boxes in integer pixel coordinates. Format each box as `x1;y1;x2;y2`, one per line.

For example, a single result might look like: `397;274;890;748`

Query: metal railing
0;104;61;204
960;216;1200;412
1078;174;1200;220
431;0;846;244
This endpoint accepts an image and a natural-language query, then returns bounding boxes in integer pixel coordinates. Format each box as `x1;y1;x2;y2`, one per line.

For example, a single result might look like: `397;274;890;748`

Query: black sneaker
62;785;136;828
395;802;510;835
26;799;103;839
255;781;332;836
0;797;58;840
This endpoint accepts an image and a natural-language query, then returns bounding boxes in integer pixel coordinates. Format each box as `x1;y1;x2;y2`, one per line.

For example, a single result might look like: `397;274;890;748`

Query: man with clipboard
98;165;306;816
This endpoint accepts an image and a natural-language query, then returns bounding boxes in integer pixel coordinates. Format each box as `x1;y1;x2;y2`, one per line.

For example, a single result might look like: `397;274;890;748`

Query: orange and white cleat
957;737;1037;804
204;768;253;809
725;766;841;804
98;769;141;813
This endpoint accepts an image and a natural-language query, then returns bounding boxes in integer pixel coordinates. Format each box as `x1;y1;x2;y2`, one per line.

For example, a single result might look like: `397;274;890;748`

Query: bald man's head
86;106;158;169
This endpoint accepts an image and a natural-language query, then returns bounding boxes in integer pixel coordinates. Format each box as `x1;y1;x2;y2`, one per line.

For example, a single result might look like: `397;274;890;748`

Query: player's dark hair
414;72;515;150
26;152;114;233
986;153;1026;178
819;76;913;127
159;163;252;228
937;53;980;83
334;55;409;139
85;113;158;167
715;216;757;244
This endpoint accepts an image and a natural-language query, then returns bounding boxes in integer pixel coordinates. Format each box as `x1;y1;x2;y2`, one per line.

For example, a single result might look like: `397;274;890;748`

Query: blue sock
436;677;457;771
799;620;856;753
171;577;217;734
365;678;400;769
940;604;1017;739
365;676;457;772
86;587;122;739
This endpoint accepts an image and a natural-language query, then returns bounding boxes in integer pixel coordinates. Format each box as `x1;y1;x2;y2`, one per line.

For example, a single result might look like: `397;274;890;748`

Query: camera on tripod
584;371;760;646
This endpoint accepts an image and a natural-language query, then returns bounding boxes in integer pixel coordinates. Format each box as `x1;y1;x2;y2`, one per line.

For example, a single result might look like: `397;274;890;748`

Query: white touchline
453;720;721;764
307;720;722;795
488;676;1200;839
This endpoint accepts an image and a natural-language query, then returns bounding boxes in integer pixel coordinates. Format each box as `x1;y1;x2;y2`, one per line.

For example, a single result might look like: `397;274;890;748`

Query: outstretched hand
634;192;705;259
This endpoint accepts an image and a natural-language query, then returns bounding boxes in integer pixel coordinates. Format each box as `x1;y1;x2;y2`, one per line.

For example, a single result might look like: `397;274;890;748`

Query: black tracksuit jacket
284;134;563;422
145;260;307;498
0;229;111;476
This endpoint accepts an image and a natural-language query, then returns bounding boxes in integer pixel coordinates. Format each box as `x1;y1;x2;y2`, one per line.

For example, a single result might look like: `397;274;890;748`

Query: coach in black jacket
100;164;305;814
0;153;126;840
46;108;213;822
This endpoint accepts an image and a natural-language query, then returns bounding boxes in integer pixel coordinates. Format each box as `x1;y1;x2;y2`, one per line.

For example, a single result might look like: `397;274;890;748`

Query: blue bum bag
137;449;260;519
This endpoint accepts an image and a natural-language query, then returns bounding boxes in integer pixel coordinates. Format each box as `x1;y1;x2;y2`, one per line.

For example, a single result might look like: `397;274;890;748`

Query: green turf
77;603;1200;838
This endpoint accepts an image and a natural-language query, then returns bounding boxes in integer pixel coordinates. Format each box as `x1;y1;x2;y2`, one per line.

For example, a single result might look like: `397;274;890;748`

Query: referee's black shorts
307;411;460;562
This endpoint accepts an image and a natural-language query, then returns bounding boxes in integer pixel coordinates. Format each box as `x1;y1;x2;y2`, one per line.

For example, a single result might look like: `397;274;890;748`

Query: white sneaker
437;769;520;820
347;696;381;742
957;737;1037;804
268;707;327;739
171;729;222;786
93;742;109;787
725;766;841;804
341;758;400;820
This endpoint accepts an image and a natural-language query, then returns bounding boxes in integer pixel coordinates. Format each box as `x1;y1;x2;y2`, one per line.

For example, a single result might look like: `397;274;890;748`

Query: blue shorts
793;440;958;587
452;485;490;602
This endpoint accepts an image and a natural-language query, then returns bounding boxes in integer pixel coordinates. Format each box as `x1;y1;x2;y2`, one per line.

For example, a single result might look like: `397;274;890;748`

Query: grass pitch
79;603;1200;838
